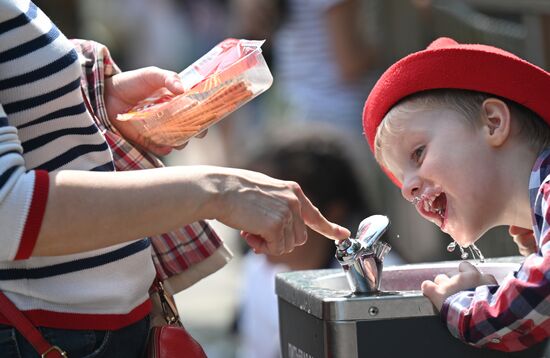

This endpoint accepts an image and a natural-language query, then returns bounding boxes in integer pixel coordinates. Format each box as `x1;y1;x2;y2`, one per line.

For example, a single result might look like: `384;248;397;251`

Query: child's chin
438;220;480;247
451;232;481;248
439;221;455;237
444;227;466;245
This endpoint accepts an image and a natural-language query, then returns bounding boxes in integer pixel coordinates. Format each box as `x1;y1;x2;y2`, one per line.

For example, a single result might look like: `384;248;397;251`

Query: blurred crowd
35;0;550;356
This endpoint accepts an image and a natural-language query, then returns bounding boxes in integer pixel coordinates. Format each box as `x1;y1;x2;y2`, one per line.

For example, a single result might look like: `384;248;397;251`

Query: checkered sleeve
442;181;550;352
71;39;225;281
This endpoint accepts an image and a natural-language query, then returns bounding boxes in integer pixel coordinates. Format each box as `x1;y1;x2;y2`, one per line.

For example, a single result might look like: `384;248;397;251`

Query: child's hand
509;225;537;256
421;261;497;311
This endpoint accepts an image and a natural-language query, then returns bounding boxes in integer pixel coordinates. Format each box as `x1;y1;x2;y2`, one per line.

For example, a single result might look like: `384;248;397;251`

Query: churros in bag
116;39;273;147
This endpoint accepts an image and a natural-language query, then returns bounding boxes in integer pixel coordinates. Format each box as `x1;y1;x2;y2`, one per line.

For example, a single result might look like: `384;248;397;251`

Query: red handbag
0;282;206;358
147;280;208;358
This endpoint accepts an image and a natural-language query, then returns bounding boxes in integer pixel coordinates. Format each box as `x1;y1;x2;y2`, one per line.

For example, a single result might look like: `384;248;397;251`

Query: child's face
379;107;501;247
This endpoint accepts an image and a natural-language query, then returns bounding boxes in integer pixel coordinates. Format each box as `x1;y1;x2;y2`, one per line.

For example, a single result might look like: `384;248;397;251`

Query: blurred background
35;0;550;356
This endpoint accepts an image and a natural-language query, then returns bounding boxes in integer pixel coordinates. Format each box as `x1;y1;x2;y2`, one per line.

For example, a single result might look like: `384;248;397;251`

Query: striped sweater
0;0;155;329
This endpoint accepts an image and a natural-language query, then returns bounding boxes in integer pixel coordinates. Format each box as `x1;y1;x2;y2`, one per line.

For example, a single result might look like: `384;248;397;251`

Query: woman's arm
33;61;350;257
36;165;350;256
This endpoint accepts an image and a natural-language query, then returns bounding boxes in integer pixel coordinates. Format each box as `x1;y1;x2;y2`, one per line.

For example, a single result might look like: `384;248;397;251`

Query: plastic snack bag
116;38;273;147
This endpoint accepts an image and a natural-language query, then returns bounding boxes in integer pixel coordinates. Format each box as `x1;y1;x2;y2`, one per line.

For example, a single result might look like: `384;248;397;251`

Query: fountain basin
276;257;549;357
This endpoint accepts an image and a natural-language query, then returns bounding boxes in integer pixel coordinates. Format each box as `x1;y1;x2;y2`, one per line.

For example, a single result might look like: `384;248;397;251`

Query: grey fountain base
276;257;549;358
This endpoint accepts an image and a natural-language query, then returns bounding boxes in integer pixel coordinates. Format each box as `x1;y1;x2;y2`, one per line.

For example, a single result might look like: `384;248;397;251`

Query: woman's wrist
195;166;254;226
190;166;231;222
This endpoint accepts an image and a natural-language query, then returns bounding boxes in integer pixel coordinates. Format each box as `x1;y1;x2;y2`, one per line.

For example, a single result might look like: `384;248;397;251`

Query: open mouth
415;192;447;229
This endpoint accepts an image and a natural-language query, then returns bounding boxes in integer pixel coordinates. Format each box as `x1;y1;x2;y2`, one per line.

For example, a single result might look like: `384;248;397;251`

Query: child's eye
412;146;425;163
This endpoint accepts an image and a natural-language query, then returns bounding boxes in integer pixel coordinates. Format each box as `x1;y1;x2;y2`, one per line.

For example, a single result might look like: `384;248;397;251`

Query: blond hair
374;89;550;166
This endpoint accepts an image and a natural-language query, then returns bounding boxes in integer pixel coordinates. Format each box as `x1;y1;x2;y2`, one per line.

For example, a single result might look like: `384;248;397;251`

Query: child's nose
401;176;420;203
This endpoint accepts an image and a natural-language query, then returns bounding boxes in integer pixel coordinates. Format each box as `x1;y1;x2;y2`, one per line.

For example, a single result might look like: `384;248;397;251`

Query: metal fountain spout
335;215;392;294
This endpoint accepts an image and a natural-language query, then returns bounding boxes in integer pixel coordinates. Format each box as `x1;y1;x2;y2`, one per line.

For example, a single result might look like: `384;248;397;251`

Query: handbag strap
0;292;67;357
154;279;183;327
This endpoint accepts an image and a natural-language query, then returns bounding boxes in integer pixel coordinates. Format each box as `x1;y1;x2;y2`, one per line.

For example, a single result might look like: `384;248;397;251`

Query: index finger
294;186;350;240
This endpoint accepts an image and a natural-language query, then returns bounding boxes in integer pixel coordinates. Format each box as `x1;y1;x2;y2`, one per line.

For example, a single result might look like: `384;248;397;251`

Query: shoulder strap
0;292;67;357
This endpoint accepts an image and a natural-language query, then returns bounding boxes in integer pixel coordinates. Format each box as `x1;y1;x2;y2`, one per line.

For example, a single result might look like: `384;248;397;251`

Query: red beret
363;37;550;184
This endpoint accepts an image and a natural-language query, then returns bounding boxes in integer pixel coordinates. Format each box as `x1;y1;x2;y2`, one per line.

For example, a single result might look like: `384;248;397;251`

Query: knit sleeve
441;181;550;352
0;104;49;261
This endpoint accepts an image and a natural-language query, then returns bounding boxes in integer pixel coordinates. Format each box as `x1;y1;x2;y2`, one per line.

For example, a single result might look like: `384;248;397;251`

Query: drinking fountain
276;216;549;357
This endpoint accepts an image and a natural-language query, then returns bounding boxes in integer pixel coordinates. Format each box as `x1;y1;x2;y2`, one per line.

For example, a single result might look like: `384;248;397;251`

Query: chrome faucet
335;215;392;294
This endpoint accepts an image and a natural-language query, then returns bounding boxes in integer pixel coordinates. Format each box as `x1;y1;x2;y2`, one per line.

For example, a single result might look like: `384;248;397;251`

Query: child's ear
481;98;511;147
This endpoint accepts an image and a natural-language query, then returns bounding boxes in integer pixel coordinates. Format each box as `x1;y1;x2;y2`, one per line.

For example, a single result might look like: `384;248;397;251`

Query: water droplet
447;241;457;252
459;245;469;259
470;243;485;263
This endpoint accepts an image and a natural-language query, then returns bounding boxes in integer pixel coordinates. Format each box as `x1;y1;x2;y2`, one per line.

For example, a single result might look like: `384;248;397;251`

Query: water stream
447;241;485;263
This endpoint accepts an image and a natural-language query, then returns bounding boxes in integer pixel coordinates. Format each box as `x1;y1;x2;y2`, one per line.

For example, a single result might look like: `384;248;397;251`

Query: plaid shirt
71;39;224;281
442;148;550;352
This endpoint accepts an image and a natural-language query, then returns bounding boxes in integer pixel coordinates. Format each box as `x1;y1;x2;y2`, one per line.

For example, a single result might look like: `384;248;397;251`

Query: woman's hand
104;66;205;156
509;225;537;256
36;165;348;257
421;261;497;311
210;168;351;255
